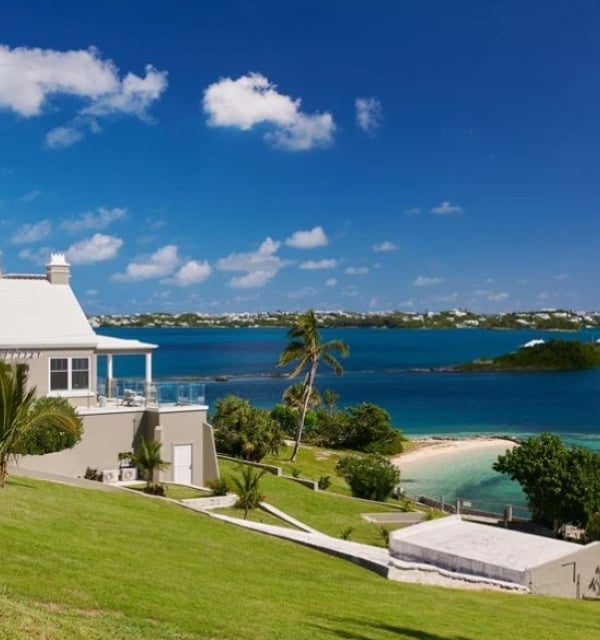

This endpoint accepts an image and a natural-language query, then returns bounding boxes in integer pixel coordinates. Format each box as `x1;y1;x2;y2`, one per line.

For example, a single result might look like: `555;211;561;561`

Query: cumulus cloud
217;237;287;288
18;246;51;264
0;45;167;147
300;259;337;270
61;206;126;233
373;240;396;252
112;244;179;282
355;97;382;135
413;276;444;287
169;260;212;287
345;266;369;275
11;219;52;244
285;226;328;249
65;233;123;264
430;201;463;215
203;72;335;151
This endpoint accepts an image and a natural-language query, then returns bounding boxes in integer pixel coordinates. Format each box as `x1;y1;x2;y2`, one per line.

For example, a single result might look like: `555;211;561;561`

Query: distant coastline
89;308;600;331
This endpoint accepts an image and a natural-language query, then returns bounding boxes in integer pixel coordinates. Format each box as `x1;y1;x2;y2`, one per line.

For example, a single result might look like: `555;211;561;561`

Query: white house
0;253;219;486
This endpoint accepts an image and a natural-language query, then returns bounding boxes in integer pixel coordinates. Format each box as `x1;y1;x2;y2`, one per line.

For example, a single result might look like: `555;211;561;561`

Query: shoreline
392;436;518;467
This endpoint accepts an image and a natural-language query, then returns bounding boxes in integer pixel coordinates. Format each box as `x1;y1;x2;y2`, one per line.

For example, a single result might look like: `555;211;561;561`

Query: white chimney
46;252;71;285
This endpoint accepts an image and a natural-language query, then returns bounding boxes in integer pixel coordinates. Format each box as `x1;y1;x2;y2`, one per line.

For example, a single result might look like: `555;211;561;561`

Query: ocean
97;326;600;509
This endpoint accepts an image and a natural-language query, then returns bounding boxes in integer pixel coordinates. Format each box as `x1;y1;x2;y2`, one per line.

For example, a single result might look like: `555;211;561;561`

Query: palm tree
230;465;267;519
278;310;349;462
131;438;170;489
282;382;321;412
0;362;82;488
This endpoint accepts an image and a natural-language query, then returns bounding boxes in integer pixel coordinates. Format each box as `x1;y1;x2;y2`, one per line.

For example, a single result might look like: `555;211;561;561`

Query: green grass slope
2;476;599;640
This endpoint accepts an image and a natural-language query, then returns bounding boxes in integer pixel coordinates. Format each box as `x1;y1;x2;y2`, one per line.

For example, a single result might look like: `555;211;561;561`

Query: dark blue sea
98;327;600;509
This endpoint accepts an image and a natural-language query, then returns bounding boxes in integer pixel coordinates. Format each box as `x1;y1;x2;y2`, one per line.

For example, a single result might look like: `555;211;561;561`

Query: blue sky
1;1;599;314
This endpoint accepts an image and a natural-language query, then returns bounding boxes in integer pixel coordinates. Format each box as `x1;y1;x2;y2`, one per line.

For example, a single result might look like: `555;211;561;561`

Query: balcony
96;379;206;409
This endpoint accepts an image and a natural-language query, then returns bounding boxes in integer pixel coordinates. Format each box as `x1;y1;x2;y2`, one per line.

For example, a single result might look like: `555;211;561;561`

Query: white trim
48;356;91;393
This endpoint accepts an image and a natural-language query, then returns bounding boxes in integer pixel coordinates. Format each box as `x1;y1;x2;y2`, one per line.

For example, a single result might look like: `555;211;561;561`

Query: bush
143;483;166;496
585;513;600;542
336;454;400;502
345;403;404;454
213;396;285;462
317;475;331;490
208;477;230;496
83;467;102;482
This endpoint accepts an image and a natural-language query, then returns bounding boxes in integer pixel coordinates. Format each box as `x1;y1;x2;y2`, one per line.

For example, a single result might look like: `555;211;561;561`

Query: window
49;357;90;392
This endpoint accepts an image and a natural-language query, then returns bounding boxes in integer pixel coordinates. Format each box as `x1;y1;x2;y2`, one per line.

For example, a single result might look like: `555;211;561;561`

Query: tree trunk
0;461;6;488
290;363;317;462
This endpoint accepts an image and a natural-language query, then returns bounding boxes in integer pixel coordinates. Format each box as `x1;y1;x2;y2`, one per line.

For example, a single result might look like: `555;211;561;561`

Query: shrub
336;454;400;502
585;513;600;542
339;526;354;540
143;483;166;496
208;477;230;496
83;467;102;482
317;475;331;490
291;466;301;478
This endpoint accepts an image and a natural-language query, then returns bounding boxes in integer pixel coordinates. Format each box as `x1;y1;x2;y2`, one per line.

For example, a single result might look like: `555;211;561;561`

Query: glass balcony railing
97;379;206;407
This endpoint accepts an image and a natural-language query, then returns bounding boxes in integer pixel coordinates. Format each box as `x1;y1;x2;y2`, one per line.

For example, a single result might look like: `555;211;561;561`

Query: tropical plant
131;438;170;490
336;454;400;502
344;403;404;455
278;310;349;461
212;395;285;462
0;362;82;488
230;465;267;519
282;382;321;411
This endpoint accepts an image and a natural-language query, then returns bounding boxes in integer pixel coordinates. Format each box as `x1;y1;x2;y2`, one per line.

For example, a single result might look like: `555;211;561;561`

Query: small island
457;339;600;372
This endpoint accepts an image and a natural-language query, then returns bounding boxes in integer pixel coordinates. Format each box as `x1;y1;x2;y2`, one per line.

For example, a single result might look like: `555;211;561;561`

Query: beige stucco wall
17;407;147;477
12;348;97;408
529;542;600;599
154;406;218;486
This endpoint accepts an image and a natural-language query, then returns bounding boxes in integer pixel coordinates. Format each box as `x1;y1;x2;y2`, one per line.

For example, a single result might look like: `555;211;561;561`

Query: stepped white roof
0;277;97;349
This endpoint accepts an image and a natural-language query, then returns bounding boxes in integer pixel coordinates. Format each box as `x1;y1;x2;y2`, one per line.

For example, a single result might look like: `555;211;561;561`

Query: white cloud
0;45;167;146
217;237;287;288
169;260;212;287
65;233;123;264
431;201;463;215
373;240;396;252
325;278;337;287
17;189;42;203
345;266;369;275
404;207;421;215
355;97;382;135
18;246;51;264
45;125;85;149
287;286;318;299
555;273;568;281
203;72;335;151
85;289;98;296
413;276;444;287
61;207;127;233
112;244;179;282
11;220;52;244
285;226;328;249
300;259;337;270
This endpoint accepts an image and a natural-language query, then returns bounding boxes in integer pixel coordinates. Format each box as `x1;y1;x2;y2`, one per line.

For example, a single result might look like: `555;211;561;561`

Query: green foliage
83;467;102;481
143;483;166;496
212;395;285;462
278;309;349;461
339;526;354;540
494;433;600;529
336;454;400;502
270;403;298;437
131;438;170;489
585;513;600;542
229;465;267;519
0;362;82;487
208;476;230;496
460;340;600;371
317;475;331;490
291;466;301;478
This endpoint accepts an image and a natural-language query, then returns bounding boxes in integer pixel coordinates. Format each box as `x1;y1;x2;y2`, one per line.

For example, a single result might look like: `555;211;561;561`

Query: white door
173;444;192;485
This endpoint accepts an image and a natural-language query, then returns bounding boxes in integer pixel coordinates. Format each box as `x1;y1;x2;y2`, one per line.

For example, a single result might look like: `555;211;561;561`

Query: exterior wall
529;542;600;599
154;406;218;486
17;407;147;477
13;348;97;407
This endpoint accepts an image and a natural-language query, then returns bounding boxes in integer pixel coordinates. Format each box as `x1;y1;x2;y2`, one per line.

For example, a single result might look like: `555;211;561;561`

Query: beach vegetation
459;339;600;372
131;438;170;491
584;513;600;542
212;395;285;462
493;433;600;530
278;309;349;462
336;454;401;502
0;361;82;488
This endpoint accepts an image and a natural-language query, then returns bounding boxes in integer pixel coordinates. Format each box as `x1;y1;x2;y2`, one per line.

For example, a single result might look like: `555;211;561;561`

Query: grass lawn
125;482;210;501
2;475;600;640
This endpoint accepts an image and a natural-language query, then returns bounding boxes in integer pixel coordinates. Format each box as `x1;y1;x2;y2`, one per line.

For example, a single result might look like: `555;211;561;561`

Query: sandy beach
392;437;518;468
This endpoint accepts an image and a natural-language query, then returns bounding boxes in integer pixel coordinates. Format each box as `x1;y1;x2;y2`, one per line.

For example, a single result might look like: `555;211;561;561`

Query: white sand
392;437;517;468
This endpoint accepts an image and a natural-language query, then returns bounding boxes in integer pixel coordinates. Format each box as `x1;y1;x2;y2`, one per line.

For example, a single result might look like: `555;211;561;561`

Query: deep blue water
97;326;600;509
98;326;600;447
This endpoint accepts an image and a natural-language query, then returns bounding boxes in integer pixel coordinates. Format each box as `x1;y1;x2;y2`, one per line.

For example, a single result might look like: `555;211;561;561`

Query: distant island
456;339;600;372
89;308;600;331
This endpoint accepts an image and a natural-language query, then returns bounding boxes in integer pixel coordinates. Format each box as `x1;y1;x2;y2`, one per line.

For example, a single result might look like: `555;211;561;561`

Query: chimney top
46;252;71;285
47;252;70;267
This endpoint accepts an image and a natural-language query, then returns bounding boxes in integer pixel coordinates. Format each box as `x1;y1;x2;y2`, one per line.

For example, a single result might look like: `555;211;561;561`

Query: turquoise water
97;326;600;508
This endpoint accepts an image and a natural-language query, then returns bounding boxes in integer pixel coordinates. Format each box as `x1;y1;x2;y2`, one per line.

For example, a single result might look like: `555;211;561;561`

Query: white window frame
48;356;91;396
